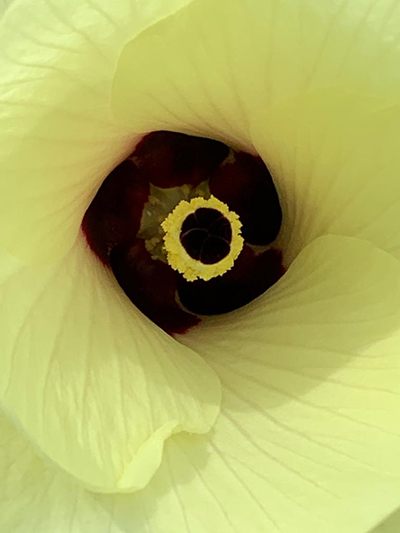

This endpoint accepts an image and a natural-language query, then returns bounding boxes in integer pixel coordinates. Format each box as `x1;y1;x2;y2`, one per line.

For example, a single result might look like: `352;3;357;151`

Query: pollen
162;196;244;282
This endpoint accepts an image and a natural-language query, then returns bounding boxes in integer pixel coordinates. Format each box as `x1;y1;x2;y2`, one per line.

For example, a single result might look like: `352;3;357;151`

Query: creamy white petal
113;0;400;259
0;0;194;262
2;235;400;532
0;233;220;493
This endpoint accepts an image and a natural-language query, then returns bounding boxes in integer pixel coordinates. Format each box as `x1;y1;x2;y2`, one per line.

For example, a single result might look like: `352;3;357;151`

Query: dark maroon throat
82;131;285;335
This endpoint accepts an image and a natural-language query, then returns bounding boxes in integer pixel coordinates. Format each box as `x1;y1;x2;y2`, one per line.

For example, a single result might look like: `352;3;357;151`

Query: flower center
162;196;244;282
181;208;232;263
82;131;285;335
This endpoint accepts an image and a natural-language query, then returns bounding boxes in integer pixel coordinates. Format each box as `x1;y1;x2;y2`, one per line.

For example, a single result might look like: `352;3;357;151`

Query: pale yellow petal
0;0;12;18
0;410;122;532
166;235;400;533
2;234;400;532
0;247;21;283
113;0;400;258
0;233;220;493
372;507;400;533
2;0;400;530
0;0;194;262
254;91;400;264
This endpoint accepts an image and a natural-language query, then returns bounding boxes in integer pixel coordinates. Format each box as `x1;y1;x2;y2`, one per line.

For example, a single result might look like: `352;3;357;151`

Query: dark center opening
82;130;285;336
180;207;232;265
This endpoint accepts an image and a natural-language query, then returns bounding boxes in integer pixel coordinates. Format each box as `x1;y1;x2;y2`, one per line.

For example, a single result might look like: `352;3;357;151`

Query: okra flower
1;0;400;532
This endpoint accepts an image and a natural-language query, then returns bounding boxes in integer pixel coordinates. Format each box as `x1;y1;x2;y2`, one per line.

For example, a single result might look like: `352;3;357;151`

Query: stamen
162;196;244;282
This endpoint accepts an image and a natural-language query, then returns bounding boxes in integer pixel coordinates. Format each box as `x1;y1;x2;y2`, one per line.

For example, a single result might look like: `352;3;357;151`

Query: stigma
162;196;244;282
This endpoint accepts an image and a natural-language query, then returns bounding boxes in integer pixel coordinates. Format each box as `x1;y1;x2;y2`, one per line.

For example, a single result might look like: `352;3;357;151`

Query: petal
372;508;400;533
147;235;400;533
0;0;195;262
0;233;220;493
0;410;120;532
3;234;400;532
113;0;400;255
0;0;12;18
0;246;21;283
253;91;400;264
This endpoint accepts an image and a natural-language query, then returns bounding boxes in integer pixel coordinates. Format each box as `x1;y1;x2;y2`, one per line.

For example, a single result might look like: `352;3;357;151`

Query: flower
1;0;400;532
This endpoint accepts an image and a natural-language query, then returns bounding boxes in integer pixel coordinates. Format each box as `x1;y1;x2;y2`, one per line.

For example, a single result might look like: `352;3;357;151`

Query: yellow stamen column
162;196;244;282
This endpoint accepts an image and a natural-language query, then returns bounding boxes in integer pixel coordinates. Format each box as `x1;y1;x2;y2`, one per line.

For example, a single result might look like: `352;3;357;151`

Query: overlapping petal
0;0;12;18
111;9;400;526
0;411;112;533
1;0;400;531
0;233;220;492
0;0;194;262
2;235;400;532
112;0;400;261
254;92;400;264
173;235;400;533
0;0;222;495
373;508;400;533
